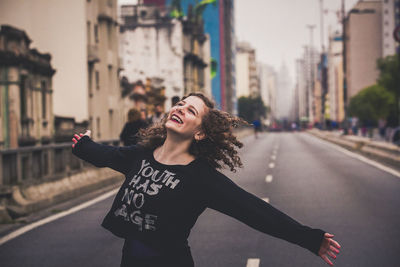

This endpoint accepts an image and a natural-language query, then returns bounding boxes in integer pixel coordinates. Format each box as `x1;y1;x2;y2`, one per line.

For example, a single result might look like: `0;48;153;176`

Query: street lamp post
341;0;348;134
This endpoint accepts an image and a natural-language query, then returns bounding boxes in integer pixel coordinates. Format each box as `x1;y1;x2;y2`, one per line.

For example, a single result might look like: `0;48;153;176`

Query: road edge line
306;133;400;178
0;188;118;246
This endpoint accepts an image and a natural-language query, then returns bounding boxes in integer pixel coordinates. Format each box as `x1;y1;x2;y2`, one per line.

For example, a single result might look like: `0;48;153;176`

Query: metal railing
0;139;120;189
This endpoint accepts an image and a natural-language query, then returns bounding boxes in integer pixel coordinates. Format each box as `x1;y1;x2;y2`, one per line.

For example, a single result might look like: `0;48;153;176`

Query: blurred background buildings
0;0;398;149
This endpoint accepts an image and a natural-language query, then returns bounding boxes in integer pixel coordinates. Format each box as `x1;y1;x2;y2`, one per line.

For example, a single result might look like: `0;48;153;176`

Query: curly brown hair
138;93;248;172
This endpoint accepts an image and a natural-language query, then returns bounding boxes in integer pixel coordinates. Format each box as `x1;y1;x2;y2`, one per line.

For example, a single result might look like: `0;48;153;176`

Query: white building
382;0;397;57
257;63;277;123
119;4;211;112
236;41;259;98
0;0;123;141
327;31;345;123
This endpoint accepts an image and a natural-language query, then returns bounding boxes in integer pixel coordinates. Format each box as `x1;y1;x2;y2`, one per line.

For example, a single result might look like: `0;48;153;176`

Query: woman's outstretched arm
72;130;141;175
204;169;341;265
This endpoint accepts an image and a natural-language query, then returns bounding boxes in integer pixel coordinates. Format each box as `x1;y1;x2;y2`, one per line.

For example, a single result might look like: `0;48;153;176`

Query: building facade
0;25;56;149
236;41;259;98
0;0;123;141
166;0;236;113
382;0;397;57
327;31;345;123
258;63;277;124
344;1;383;100
119;3;211;115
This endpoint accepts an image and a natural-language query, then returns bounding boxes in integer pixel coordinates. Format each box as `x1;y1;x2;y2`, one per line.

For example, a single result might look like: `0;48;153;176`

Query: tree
238;96;268;123
348;84;395;126
377;55;399;126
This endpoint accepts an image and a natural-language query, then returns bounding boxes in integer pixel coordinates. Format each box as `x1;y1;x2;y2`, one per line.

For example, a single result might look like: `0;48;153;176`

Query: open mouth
170;114;183;124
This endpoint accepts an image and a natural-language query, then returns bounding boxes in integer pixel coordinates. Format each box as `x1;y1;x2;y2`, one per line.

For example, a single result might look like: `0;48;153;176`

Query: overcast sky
235;0;360;80
118;0;360;79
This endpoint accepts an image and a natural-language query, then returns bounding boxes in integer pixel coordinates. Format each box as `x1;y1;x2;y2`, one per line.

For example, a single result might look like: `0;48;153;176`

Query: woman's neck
154;134;195;165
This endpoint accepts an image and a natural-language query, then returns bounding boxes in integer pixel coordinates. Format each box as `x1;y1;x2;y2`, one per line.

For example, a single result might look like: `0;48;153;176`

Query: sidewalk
308;128;400;172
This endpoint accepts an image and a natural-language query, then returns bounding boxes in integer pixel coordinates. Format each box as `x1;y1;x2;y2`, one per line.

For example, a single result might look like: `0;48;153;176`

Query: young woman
72;93;341;267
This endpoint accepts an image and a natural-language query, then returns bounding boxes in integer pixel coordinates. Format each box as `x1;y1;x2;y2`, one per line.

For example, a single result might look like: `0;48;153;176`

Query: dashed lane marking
246;258;260;267
0;189;119;246
265;175;273;183
269;162;275;169
271;155;276;160
262;198;270;203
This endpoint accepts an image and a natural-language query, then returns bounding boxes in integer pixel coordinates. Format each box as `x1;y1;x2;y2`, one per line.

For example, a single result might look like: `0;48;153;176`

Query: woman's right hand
72;130;91;148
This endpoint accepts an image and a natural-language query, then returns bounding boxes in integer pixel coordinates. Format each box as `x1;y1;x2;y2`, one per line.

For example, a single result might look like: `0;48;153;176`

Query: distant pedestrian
148;103;165;125
120;108;148;146
253;118;262;138
72;93;341;267
378;118;387;140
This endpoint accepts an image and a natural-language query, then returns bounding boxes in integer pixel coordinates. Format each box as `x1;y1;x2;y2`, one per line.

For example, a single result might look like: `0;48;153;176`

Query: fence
0;140;120;189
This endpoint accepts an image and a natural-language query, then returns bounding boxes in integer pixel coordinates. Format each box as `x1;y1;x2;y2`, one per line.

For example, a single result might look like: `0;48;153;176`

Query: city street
1;132;399;267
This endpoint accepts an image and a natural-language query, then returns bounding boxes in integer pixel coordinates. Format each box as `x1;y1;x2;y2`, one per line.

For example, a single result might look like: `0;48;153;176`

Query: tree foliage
377;55;400;126
238;96;268;123
377;55;399;95
348;84;395;126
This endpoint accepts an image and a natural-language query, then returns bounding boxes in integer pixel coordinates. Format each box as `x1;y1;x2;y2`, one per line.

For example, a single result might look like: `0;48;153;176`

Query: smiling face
165;96;208;141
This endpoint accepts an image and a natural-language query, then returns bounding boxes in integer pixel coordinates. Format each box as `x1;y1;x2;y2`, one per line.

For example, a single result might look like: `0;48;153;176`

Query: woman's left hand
318;233;341;266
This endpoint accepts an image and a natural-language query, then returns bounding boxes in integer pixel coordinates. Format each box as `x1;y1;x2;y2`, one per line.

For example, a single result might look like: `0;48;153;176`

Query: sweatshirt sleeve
204;170;325;256
72;135;141;175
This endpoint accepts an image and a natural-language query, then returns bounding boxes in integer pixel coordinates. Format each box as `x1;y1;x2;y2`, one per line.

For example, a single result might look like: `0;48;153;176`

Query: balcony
87;44;100;64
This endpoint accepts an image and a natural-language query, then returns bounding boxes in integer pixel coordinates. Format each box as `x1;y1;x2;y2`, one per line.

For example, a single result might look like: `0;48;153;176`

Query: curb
307;129;400;170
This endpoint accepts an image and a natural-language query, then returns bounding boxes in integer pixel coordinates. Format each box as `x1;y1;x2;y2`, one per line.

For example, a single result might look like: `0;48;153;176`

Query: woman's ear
194;131;206;141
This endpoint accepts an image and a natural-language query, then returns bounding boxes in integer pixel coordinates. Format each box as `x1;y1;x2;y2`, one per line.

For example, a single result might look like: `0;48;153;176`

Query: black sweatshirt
72;136;325;258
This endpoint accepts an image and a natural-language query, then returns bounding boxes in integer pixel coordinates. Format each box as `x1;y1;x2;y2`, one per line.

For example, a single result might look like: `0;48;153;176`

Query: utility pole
307;24;316;125
341;0;348;134
320;0;325;52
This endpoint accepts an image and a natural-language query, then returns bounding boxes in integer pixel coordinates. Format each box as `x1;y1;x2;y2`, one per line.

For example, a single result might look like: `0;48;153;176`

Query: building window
88;65;93;97
20;75;27;119
108;66;112;91
107;22;113;50
95;70;100;90
87;21;91;44
109;109;113;137
94;24;99;43
96;117;101;138
41;81;47;119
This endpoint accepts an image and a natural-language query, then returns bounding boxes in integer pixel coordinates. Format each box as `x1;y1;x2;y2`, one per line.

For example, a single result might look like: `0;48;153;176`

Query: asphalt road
1;132;399;267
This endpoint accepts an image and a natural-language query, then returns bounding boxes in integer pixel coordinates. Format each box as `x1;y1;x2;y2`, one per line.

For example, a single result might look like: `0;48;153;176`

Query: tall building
382;0;397;57
0;0;123;141
166;0;236;113
119;3;211;113
276;62;293;120
327;31;345;123
258;63;277;124
344;1;383;100
0;25;56;149
235;41;259;98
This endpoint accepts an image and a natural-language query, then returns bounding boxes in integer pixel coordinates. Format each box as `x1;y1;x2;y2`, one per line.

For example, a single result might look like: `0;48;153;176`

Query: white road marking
262;198;270;203
269;162;275;168
246;258;260;267
271;155;276;160
265;175;273;183
0;189;119;246
307;133;400;178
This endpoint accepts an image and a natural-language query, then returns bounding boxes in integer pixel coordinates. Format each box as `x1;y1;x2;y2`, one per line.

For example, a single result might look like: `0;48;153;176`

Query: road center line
265;175;273;183
269;162;275;169
0;188;119;246
246;258;260;267
271;155;276;160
